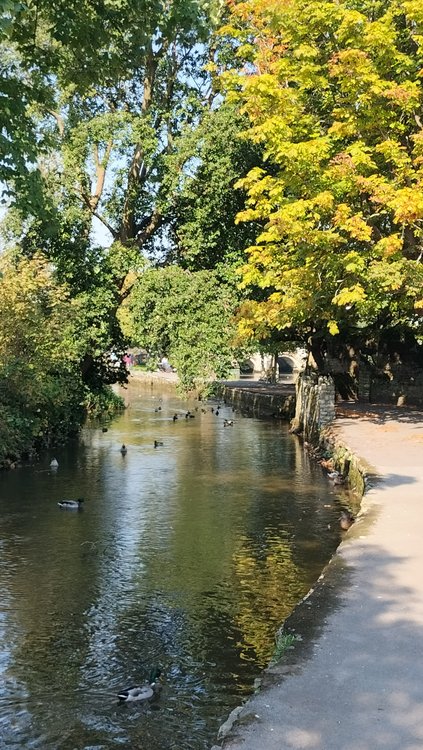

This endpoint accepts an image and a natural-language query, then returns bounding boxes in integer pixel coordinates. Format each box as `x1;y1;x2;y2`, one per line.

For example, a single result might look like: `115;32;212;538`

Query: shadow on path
218;539;423;750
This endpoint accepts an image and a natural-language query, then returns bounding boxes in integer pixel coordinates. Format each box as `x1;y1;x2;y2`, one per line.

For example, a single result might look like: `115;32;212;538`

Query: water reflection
0;378;348;749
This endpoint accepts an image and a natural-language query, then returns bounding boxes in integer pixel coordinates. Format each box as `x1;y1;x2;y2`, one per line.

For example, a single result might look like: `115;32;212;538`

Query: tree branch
135;209;162;247
46;108;65;137
79;191;118;239
92;211;118;240
90;139;113;213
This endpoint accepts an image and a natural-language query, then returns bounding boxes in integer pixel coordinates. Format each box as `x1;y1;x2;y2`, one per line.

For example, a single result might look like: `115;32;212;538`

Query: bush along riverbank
0;383;124;470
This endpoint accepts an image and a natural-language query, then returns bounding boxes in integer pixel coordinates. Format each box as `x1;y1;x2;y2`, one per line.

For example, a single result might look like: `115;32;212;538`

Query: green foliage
0;252;83;462
125;265;239;392
220;0;423;360
0;39;39;186
0;251;126;465
172;103;263;275
4;0;225;263
272;630;300;663
84;386;125;419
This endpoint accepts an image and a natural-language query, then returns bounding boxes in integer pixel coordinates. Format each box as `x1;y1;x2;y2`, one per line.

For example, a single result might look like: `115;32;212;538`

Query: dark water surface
0;379;347;749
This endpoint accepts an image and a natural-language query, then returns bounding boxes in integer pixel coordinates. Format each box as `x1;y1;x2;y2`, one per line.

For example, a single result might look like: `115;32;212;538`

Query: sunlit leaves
220;0;423;349
125;265;240;392
0;252;86;452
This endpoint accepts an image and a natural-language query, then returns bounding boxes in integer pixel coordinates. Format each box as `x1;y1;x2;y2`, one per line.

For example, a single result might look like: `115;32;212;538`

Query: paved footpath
214;402;423;750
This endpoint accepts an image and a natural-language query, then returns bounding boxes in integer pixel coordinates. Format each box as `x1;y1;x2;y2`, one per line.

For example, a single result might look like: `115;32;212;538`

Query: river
0;378;348;749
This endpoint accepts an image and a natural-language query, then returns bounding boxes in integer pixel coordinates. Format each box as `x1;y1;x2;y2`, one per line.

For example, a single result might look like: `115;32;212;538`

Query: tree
0;2;42;189
172;102;263;276
220;0;423;369
7;1;221;271
124;265;239;391
0;252;83;461
2;0;241;390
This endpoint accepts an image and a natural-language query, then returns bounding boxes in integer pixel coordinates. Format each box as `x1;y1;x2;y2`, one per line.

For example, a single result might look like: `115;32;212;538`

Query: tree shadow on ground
370;473;418;489
218;538;423;750
336;401;423;425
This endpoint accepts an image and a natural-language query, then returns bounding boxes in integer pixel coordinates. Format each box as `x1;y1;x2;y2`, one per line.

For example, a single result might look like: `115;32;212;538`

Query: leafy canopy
220;0;423;351
125;265;239;391
6;0;224;262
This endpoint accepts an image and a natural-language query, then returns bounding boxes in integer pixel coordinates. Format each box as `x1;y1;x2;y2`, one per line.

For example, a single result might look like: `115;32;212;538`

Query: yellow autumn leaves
219;0;423;341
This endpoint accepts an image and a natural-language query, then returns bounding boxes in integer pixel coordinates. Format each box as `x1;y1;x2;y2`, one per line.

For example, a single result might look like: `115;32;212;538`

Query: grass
272;629;301;663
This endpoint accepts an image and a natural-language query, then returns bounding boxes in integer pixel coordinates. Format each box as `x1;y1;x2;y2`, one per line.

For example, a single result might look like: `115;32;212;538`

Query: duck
154;440;163;448
120;444;127;455
118;668;162;703
50;458;59;468
327;470;344;485
58;498;84;510
172;414;178;421
327;470;341;480
223;419;234;427
102;427;108;433
340;510;355;530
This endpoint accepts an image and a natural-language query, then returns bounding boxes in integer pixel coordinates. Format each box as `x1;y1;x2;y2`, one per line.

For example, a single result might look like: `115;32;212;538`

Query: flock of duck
51;405;356;540
49;400;354;704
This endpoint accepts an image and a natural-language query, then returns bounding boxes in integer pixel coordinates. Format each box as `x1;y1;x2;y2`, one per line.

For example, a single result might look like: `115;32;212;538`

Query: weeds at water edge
272;630;301;663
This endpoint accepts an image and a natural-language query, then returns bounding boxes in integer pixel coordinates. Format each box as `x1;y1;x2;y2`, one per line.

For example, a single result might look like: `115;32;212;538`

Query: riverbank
129;371;423;748
212;399;423;750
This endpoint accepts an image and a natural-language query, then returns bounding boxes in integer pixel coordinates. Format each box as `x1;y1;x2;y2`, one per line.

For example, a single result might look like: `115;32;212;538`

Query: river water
0;378;348;749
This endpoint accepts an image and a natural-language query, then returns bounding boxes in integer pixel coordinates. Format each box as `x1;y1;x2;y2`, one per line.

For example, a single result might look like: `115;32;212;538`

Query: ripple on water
0;385;348;749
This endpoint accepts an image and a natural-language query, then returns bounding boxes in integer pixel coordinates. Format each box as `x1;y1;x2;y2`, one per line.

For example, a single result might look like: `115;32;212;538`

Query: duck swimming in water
120;444;127;455
50;458;59;469
58;498;84;510
118;668;162;703
154;440;164;448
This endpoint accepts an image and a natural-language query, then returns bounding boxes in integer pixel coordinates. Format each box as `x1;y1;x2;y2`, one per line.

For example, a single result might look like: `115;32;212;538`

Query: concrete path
214;402;423;750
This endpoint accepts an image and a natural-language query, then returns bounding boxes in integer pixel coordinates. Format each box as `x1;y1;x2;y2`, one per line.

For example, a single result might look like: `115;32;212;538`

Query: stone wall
290;374;335;442
369;361;423;406
221;385;295;419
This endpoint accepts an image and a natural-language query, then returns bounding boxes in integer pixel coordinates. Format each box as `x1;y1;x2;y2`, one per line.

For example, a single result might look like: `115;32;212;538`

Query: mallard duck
154;440;163;448
340;510;355;530
120;444;127;455
50;458;59;468
223;419;234;426
58;498;84;510
118;668;162;703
